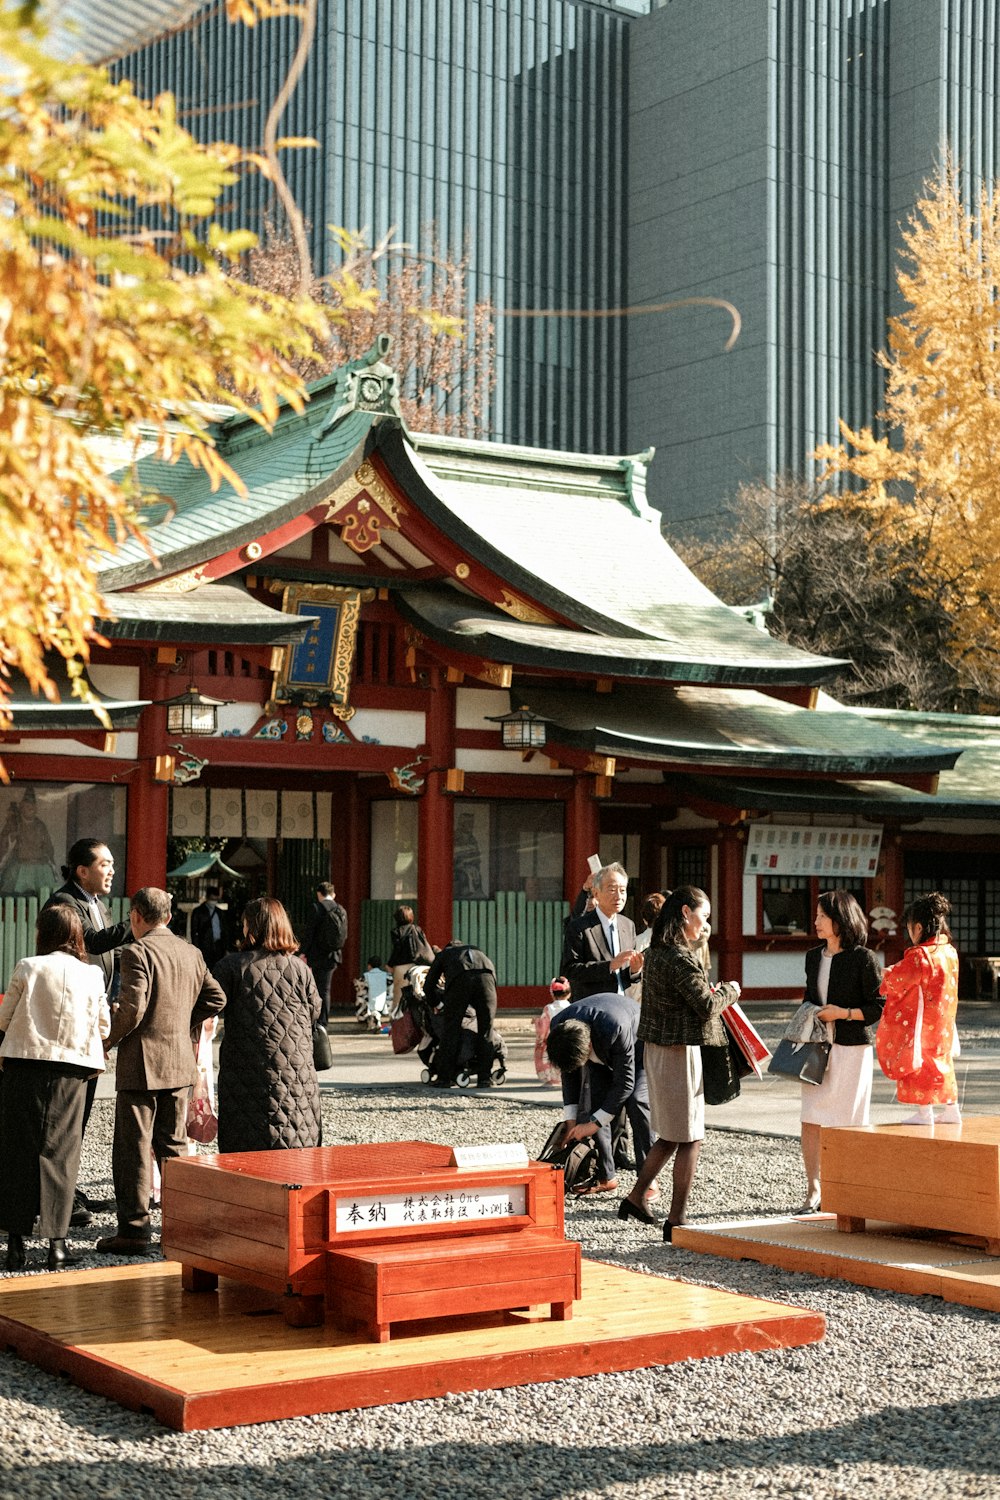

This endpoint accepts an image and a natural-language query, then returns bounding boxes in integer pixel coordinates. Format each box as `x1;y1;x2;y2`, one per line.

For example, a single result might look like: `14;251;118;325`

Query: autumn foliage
0;1;334;730
817;164;1000;688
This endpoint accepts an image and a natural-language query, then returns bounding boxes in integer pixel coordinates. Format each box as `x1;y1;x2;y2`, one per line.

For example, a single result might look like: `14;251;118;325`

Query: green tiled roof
98;582;316;646
397;586;844;685
378;427;842;681
517;684;961;776
7;660;149;730
97;402;376;592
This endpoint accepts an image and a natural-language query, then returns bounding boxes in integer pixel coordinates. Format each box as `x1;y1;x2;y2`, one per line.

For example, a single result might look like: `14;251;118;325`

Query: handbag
767;1036;830;1087
390;1007;421;1055
536;1123;600;1194
313;1021;333;1071
701;1038;742;1105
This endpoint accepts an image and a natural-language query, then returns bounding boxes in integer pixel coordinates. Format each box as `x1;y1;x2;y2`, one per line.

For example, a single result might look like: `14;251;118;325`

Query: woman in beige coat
0;905;109;1270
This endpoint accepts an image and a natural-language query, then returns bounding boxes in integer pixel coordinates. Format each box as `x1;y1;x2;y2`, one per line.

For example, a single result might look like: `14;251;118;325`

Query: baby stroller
403;966;508;1088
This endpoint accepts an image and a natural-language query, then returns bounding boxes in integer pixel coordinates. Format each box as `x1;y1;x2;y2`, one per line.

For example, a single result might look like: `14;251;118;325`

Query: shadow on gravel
0;1392;999;1497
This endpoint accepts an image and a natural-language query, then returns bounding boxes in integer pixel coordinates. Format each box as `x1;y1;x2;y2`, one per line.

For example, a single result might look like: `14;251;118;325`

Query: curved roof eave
395;587;847;686
374;426;844;683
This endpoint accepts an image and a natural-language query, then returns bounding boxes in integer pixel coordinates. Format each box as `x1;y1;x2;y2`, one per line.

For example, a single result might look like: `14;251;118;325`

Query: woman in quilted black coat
214;897;323;1153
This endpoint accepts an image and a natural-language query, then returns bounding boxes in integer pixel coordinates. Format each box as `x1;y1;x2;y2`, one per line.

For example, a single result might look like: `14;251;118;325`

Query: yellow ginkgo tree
817;162;1000;678
0;0;348;733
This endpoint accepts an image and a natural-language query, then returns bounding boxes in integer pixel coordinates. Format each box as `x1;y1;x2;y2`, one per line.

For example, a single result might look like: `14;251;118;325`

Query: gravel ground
1;1086;999;1500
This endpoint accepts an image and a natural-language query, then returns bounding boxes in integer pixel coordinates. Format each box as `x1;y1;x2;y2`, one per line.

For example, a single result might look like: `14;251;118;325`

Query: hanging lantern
486;704;547;750
156;682;229;737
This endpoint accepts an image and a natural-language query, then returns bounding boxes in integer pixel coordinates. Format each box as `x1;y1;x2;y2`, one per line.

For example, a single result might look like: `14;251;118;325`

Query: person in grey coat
97;886;226;1255
213;896;323;1154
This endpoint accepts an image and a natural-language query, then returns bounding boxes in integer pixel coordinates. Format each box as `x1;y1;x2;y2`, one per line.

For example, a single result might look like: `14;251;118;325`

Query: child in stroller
401;964;508;1088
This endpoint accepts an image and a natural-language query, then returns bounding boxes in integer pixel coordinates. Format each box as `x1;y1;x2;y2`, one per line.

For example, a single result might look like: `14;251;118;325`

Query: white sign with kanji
334;1184;527;1233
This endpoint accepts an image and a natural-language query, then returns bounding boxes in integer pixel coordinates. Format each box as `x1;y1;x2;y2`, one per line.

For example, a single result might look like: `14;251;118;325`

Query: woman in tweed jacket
618;886;740;1241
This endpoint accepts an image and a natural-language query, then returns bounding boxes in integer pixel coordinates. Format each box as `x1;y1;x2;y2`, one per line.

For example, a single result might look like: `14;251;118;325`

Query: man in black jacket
423;942;499;1087
190;885;234;969
546;990;652;1195
43;837;131;1222
301;881;348;1026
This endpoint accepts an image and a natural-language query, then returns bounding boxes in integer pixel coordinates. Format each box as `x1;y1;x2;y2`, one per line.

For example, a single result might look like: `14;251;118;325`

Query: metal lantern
158;683;229;737
487;705;547;751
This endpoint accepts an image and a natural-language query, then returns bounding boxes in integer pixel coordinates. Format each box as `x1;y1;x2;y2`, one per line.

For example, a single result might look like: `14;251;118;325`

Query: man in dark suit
561;863;643;1000
301;880;348;1027
546;990;652;1194
423;941;500;1087
44;837;132;1223
96;887;226;1255
190;884;234;969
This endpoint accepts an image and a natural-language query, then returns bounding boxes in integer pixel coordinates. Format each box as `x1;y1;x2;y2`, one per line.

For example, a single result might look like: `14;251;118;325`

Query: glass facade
114;0;630;453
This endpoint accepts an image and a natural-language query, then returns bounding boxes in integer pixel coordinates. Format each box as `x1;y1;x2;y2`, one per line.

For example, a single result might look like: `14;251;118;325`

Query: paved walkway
316;1001;1000;1139
94;1001;1000;1137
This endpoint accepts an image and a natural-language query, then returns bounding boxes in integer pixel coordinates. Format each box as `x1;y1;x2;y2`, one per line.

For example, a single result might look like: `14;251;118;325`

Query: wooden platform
822;1118;1000;1254
0;1257;824;1431
674;1214;1000;1311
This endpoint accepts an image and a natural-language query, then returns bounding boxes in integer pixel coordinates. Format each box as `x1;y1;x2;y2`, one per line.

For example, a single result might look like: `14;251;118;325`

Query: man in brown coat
96;887;226;1255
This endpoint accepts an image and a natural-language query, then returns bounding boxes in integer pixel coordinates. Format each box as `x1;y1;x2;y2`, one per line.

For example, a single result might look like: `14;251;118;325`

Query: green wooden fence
360;895;564;987
0;891;131;991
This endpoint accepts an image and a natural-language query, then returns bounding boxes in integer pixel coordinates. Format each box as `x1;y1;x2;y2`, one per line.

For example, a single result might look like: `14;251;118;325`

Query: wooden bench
326;1228;581;1343
822;1117;1000;1256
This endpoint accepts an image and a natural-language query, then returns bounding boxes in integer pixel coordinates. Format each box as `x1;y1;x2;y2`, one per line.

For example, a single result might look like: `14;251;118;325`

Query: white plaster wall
347;709;425;748
456;749;568;776
456;687;509;731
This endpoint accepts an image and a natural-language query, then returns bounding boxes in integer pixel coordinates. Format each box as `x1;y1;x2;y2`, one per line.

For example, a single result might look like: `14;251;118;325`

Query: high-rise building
115;0;644;455
114;0;1000;522
629;0;1000;523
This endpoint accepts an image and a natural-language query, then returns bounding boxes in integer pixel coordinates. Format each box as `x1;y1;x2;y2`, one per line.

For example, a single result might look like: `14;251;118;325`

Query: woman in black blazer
798;890;883;1213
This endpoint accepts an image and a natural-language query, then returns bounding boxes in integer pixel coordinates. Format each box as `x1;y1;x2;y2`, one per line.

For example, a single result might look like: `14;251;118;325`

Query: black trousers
436;971;499;1082
0;1059;90;1237
579;1043;652;1183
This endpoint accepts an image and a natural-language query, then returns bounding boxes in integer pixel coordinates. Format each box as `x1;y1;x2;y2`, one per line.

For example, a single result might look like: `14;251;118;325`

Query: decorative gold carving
272;583;370;710
496;589;552;625
141;566;209;594
320;462;407;554
455;563;470;579
585;754;616;778
474;662;513;688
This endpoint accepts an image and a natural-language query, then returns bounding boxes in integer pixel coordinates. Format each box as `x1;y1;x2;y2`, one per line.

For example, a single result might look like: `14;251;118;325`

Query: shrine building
5;341;1000;1008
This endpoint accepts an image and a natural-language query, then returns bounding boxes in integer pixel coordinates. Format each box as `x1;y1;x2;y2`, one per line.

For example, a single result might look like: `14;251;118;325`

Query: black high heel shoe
47;1239;80;1270
5;1234;25;1271
617;1197;658;1228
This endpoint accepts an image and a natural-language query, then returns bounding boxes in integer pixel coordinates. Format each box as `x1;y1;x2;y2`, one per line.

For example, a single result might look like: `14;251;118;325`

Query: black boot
47;1239;80;1270
5;1234;25;1271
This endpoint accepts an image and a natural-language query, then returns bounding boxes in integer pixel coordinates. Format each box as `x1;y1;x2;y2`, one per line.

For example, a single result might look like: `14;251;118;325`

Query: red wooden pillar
715;826;744;987
126;661;169;893
417;669;455;946
875;826;906;966
331;775;364;1009
565;773;598;902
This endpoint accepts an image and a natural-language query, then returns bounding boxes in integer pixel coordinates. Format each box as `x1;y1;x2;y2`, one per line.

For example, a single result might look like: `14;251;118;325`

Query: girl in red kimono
877;891;961;1125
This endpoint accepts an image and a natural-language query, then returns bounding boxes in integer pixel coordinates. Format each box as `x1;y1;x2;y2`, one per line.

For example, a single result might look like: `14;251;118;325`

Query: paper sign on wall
744;824;883;878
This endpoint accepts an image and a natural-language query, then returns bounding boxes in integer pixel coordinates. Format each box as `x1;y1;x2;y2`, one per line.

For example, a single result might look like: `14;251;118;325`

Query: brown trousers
112;1086;190;1238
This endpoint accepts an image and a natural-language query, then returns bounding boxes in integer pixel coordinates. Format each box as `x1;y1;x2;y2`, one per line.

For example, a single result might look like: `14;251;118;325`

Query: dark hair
36;904;86;961
905;890;951;941
816;890;868;950
394;904;415;925
640;891;669;929
62;838;107;883
651;886;709;949
130;887;172;925
241;896;298;953
317;881;336;898
545;1018;591;1073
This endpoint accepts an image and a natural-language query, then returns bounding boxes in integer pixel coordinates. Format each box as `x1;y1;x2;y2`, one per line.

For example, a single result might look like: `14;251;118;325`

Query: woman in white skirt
798;890;883;1213
618;886;740;1242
